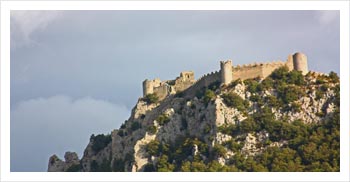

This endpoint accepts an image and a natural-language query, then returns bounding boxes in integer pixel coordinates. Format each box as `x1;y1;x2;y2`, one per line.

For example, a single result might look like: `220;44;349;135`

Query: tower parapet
293;52;308;75
142;78;161;96
220;60;233;85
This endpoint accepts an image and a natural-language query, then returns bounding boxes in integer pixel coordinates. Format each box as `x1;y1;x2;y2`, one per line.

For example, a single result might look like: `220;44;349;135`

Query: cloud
11;11;62;48
10;95;130;171
315;11;339;26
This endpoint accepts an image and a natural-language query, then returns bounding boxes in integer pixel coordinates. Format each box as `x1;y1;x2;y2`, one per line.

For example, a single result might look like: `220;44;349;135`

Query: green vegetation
146;140;160;156
143;93;159;104
223;139;243;152
99;67;340;172
328;71;339;83
147;125;157;135
90;134;112;153
131;121;141;131
244;78;260;93
156;114;170;125
227;79;242;89
117;129;125;137
221;92;249;112
203;89;216;104
213;144;227;157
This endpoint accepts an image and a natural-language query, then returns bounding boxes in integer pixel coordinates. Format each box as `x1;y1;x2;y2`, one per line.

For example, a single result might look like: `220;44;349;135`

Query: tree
147;125;157;135
157;155;175;172
240;117;259;132
131;121;141;131
143;93;159;104
244;78;260;93
270;66;289;81
287;70;305;85
146;140;160;156
203;89;216;104
328;71;339;83
91;134;112;153
221;92;249;112
213;144;227;157
156;114;170;125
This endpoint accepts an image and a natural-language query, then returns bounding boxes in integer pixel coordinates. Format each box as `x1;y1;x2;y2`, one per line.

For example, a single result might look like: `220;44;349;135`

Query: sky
10;10;340;172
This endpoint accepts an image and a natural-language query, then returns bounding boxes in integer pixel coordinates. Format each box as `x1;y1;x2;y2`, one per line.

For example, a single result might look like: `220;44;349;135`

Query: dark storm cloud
10;10;339;171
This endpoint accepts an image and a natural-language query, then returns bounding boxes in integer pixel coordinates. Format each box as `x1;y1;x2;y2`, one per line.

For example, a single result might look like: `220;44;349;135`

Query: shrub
265;95;282;108
240;117;259;132
217;123;239;136
270;66;289;81
146;140;160;156
147;125;157;135
203;89;216;104
258;77;274;91
120;122;126;129
221;92;249;112
91;134;112;153
156;114;170;125
117;130;125;137
277;85;305;104
315;90;324;100
213;144;227;157
290;102;301;112
203;124;211;134
316;77;327;84
287;70;305;85
328;71;339;83
157;155;175;172
249;94;260;102
228;79;242;88
224;139;243;152
244;79;260;93
131;121;141;131
143;93;159;104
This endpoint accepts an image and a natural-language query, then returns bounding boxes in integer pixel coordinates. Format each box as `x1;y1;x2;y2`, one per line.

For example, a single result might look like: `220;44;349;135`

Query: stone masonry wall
183;71;221;98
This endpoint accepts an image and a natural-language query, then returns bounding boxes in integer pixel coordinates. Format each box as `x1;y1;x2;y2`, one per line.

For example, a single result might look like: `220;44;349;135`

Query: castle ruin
142;52;308;99
143;71;196;100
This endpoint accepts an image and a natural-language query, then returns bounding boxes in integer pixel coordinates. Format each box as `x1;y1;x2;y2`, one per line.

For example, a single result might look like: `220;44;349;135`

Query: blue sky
10;10;340;172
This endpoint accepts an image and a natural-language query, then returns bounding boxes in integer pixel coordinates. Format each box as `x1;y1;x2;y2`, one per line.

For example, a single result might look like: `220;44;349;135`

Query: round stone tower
142;79;153;96
293;52;308;75
220;60;233;85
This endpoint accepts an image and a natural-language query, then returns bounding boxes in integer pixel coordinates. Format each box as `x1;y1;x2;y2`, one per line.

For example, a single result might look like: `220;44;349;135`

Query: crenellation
142;52;309;100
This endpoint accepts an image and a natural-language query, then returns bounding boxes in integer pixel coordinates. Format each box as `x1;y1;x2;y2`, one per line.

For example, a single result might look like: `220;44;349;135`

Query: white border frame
1;1;349;182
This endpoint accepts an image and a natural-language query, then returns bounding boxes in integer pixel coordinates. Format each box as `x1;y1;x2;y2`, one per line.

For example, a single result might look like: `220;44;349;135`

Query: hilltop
48;53;340;172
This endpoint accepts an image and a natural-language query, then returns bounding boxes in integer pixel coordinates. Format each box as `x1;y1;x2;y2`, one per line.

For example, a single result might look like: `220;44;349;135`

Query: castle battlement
142;52;308;99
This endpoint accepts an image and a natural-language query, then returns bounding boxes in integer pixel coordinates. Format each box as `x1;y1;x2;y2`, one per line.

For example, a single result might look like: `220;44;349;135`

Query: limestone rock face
48;152;80;172
48;155;65;172
48;71;339;172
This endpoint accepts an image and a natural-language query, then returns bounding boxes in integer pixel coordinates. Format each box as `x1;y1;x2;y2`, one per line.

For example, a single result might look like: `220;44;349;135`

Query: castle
143;52;308;99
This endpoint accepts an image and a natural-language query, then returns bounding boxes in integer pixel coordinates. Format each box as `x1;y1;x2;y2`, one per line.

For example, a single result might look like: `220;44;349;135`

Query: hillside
48;66;340;172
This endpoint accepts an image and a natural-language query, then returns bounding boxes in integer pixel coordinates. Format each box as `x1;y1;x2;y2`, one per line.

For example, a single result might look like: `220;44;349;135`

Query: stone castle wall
143;71;195;100
142;52;308;100
183;71;221;98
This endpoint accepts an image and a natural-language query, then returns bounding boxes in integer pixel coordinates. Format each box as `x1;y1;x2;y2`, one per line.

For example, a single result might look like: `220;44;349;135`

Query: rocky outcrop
48;70;339;172
48;152;80;172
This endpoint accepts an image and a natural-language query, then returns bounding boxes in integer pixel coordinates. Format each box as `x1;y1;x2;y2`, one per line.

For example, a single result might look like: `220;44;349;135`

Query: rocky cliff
48;67;340;172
